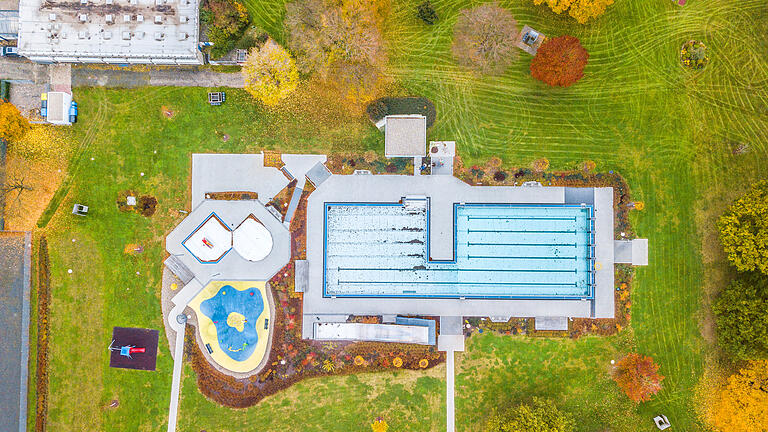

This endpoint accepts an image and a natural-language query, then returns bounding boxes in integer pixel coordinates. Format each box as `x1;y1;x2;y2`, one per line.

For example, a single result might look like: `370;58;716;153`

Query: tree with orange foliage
530;36;589;87
706;360;768;432
0;101;30;143
613;353;664;402
533;0;614;24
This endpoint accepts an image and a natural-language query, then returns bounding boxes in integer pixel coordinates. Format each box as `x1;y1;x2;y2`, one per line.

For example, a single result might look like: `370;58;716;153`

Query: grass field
33;0;768;431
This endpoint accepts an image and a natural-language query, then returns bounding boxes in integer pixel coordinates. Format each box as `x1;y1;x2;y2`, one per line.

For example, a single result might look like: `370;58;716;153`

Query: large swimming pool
324;202;595;299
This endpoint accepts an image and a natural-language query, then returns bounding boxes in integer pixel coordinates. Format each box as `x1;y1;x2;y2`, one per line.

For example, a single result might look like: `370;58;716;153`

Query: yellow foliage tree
706;360;768;432
242;39;299;106
533;0;614;24
0;101;30;143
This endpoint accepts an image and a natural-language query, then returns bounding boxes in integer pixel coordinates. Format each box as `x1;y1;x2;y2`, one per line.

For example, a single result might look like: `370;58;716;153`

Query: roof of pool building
301;174;648;340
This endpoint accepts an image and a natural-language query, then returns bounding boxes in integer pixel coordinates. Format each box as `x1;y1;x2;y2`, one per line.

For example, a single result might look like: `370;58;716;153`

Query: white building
17;0;202;64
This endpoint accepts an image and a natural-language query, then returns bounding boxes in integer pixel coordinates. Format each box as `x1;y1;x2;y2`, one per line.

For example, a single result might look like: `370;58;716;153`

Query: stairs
163;255;194;284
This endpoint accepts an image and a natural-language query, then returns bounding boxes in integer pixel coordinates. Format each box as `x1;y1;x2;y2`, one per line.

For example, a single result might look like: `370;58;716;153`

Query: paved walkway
72;67;245;88
438;317;465;432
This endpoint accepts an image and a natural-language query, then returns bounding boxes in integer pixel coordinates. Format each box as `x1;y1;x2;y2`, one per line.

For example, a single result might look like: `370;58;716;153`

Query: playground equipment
208;91;226;106
109;340;146;359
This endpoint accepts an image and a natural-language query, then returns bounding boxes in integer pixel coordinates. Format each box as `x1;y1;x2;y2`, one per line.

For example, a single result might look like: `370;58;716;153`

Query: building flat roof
384;115;426;158
17;0;201;63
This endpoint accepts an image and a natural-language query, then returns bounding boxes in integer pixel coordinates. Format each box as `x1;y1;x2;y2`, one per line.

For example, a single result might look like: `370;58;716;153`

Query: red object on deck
129;347;146;354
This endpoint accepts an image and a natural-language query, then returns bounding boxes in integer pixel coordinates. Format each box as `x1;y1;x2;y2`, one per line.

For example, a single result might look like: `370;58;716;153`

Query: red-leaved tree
530;35;589;87
613;353;664;403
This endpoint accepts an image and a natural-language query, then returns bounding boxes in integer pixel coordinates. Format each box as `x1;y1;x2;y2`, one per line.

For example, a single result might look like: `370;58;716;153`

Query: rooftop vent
103;31;112;39
135;30;145;39
136;14;144;22
122;31;131;40
177;32;187;40
179;15;188;23
48;13;56;21
154;16;162;24
123;14;131;22
130;0;137;4
79;14;88;22
105;14;113;23
80;0;87;4
106;0;113;4
154;31;164;40
78;30;88;39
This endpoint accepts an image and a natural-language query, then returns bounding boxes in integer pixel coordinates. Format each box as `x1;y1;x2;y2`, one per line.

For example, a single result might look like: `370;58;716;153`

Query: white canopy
233;216;273;262
183;214;232;262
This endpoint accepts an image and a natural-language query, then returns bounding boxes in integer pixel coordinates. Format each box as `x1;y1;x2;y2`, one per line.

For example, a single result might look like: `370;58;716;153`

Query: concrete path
166;316;186;432
72;67;245;88
438;317;465;432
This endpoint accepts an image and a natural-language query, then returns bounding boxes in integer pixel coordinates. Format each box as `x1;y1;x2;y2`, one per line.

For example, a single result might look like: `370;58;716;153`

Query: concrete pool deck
302;175;619;338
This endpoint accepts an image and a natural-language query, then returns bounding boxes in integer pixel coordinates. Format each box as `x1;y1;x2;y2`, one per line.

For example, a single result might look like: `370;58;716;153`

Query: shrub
366;100;388;122
417;1;438;25
530;36;589;87
137;195;157;217
242;38;299;106
533;0;614;24
717;180;768;274
493;171;507;182
681;40;709;70
532;158;550;171
451;3;518;75
485;398;575;432
613;353;664;402
713;273;768;360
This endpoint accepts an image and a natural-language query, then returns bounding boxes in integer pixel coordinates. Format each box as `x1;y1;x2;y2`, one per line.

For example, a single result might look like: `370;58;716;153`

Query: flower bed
680;40;709;70
325;153;412;175
35;236;51;432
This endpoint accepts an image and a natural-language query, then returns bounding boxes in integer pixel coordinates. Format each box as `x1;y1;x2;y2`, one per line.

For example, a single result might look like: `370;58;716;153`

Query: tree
485;398;575;432
713;273;768;360
533;0;614;24
717;180;768;275
202;0;250;58
284;0;388;102
242;38;299;106
0;157;34;222
706;360;768;432
451;3;519;75
613;353;664;403
417;1;438;25
0;101;30;143
530;35;589;87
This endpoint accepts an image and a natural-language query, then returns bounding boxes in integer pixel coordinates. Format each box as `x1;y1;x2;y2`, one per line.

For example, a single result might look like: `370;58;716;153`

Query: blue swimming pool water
324;203;595;299
200;285;264;361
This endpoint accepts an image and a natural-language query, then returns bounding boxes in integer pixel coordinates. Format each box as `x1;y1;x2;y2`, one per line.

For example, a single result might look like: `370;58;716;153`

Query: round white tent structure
233;216;273;262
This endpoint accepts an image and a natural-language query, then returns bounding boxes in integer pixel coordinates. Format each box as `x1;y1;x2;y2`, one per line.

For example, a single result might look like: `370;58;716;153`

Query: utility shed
45;91;71;125
17;0;202;64
384;115;426;158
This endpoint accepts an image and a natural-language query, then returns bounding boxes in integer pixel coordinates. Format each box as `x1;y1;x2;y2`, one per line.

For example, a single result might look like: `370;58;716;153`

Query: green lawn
35;0;768;431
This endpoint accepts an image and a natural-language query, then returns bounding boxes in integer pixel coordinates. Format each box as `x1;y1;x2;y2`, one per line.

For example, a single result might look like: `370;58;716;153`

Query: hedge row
35;236;51;432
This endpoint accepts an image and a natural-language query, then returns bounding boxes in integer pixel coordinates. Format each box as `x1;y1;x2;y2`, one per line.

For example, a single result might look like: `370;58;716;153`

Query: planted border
35;236;51;432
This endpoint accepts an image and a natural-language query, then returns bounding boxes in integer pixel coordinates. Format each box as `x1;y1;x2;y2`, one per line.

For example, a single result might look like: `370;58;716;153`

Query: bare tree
451;3;519;75
0;158;34;224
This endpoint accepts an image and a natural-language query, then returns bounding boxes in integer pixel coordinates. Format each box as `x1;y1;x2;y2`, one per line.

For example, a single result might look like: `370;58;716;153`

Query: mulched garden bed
325;153;412;175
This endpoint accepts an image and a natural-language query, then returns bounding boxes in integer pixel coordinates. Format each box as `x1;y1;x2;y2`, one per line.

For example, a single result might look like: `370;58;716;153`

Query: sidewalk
72;67;245;88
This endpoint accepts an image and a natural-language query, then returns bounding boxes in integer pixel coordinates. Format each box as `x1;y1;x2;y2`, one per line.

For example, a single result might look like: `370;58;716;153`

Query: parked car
1;46;20;57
